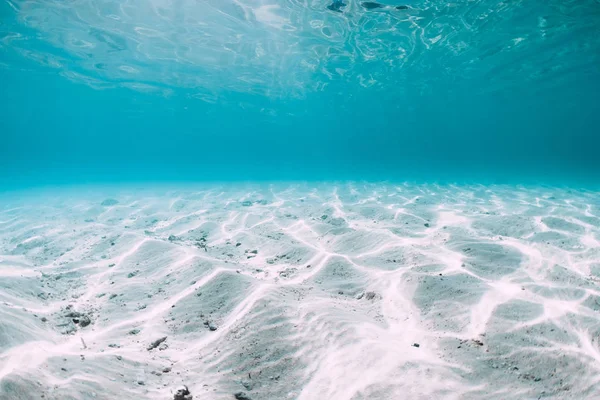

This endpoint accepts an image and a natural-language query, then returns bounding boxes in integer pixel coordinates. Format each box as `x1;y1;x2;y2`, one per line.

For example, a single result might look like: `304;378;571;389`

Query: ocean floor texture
1;183;599;400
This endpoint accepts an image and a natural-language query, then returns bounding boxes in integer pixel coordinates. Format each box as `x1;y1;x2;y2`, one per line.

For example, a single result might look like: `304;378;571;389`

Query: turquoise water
3;3;600;398
1;0;600;187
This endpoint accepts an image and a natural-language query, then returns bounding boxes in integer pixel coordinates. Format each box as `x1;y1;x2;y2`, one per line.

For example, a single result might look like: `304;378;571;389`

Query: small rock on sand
65;311;91;327
234;392;252;400
173;385;193;400
365;291;377;300
204;321;218;331
147;336;167;350
241;380;253;390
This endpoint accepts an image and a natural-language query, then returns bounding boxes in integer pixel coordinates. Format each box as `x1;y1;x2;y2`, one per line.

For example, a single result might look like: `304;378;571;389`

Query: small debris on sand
413;343;420;348
173;385;193;400
65;311;92;327
147;336;167;351
127;270;139;278
234;392;252;400
365;291;377;300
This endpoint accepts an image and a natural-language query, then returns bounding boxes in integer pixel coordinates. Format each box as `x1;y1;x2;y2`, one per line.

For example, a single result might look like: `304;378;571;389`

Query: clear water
2;3;600;399
1;0;599;186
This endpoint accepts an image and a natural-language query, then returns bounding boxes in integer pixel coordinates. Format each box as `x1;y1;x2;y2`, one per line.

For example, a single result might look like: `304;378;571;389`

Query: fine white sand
1;183;599;400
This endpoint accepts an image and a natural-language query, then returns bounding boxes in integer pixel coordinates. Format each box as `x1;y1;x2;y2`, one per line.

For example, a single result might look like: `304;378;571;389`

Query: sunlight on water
3;0;600;98
1;2;600;400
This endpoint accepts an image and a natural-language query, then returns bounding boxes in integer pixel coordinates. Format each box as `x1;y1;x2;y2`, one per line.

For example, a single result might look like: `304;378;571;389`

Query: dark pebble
147;336;167;351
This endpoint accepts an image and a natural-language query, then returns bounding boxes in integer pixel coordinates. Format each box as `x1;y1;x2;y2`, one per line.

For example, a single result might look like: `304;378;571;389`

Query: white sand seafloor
1;183;600;400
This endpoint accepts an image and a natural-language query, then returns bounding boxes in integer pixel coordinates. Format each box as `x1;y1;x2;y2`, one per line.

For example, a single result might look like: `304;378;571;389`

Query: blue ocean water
1;0;599;187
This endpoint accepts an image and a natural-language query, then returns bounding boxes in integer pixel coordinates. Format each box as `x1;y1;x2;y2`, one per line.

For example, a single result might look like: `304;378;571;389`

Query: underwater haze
1;0;600;185
2;1;600;400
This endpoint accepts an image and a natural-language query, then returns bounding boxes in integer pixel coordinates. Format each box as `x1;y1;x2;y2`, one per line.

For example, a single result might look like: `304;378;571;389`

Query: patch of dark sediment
541;217;585;235
441;318;600;399
528;231;582;250
97;258;219;326
575;215;600;228
446;240;522;279
0;272;45;303
4;355;154;400
8;231;76;265
165;221;220;243
399;199;437;221
106;239;188;278
0;375;46;400
0;306;56;352
328;229;393;257
343;204;397;223
413;273;487;333
313;217;353;236
307;257;369;298
347;368;459;400
357;247;439;272
200;290;308;399
265;245;316;269
167;271;255;338
545;264;598;290
82;232;139;260
389;209;441;234
471;215;538;238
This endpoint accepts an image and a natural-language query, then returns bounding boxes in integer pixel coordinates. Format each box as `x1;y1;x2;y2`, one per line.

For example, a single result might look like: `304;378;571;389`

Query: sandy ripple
0;183;599;399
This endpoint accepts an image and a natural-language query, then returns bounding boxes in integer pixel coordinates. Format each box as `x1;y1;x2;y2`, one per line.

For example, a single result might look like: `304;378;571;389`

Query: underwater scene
1;0;600;399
